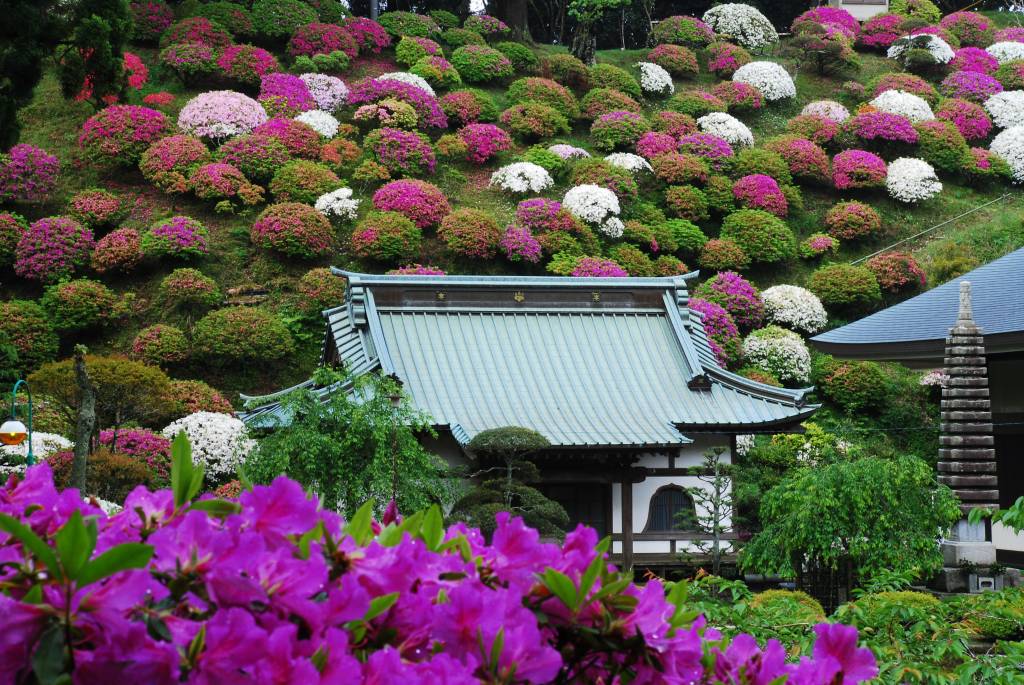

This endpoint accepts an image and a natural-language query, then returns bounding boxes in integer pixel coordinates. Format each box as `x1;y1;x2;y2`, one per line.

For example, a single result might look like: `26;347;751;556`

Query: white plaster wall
993;523;1024;553
838;1;889;21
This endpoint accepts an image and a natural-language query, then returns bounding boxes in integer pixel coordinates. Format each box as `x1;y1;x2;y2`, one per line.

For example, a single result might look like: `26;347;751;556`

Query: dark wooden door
541;483;609;537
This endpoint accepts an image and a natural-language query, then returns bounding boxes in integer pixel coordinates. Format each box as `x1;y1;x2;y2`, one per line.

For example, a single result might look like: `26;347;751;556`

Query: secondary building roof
241;271;817;447
811;248;1024;362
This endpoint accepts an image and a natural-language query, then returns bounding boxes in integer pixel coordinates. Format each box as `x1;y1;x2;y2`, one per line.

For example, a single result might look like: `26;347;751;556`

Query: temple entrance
540;483;610;538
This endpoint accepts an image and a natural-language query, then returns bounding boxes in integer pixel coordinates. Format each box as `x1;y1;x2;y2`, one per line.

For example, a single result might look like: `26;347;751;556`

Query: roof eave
332;268;700;289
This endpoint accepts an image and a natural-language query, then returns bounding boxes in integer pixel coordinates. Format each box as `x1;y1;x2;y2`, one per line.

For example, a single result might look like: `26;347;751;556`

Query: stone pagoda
938;280;998;566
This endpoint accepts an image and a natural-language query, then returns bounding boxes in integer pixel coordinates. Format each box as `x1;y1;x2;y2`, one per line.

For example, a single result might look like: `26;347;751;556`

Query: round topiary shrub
464;14;509;37
67;189;125;229
268;160;341;204
130;0;174;42
763;135;831;183
580;88;642;121
288;22;358;59
732;175;787;217
762;284;828;335
495;42;538;73
193;307;296;364
507;78;579;120
216;44;279;87
363;128;436;176
0;144;59;203
159;268;222;309
814;356;889;413
132;324;190;366
40;279;124;332
867;72;939;104
866;251;927;292
720;209;796;265
694;271;764;331
438;209;502;259
749;590;826;622
342;16;391;53
378;11;438;38
663;218;707;255
458;124;512;164
539;54;590;91
252;117;321;159
587;63;641;100
349;211;422;263
14;217;94;283
591;111;650;151
440;89;498;126
49;447;157;505
668;90;727;118
571;159;638;201
707;41;751;78
742;325;812;386
91;228;142;275
251;202;334;258
808;263;882;313
216;134;292;183
0;211;28;267
79;105;170;166
652;15;714;47
647;44;698;77
251;0;317;41
0;300;58;373
914;120;970;173
196;2;254;36
665;185;709;222
651;153;709;186
178;91;269;141
159;42;218;84
410;56;462;89
499;103;570;140
139;135;211;193
296;267;348;314
825;201;882;241
372;179;450;229
450;45;513;83
188;162;265;207
688;297;742;368
441;27;485;48
141;216;208;260
832;150;888;190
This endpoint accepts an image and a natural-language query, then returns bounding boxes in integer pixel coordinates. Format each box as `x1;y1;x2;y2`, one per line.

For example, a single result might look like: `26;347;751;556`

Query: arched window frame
642;484;697;533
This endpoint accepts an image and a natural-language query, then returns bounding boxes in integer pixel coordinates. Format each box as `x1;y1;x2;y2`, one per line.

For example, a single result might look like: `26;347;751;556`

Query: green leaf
344;500;375;546
489;626;505;672
171;432;194;509
77;543;154;587
0;513;62;581
187;625;206;664
237;465;254;492
189;499;242;518
541;568;578;612
297;522;323;560
577;552;604;606
31;625;66;685
967;506;990;526
54;511;95;582
23;584;43;604
590;576;632;604
364;592;399;621
310;645;327;673
420;506;443;551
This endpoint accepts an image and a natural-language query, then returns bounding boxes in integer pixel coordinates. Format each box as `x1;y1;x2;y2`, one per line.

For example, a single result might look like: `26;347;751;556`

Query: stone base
930;567;968;593
941;539;997;566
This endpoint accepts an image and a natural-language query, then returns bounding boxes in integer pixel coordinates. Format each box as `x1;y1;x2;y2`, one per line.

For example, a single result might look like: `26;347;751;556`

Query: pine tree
56;0;132;109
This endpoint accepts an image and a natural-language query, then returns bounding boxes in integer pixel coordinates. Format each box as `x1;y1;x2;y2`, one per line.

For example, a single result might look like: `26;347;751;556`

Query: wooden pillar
621;477;633;572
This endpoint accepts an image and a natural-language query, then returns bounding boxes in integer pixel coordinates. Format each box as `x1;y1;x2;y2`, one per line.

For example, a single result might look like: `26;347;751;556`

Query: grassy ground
5;29;1024;402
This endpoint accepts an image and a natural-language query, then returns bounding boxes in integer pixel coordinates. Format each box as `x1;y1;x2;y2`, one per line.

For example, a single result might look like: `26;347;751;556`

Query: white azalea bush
563;184;624;237
742;325;812;385
886;157;942;203
378;71;435;96
489;162;554;194
2;433;72;477
315;187;361;221
735;434;755;457
869;90;935;123
162;411;255;485
984;91;1024;130
697;112;754;147
801;100;850;123
733;62;796;101
294;110;340;138
762;285;828;335
548;144;591;160
604;152;653;174
177;90;268;140
991;125;1024;182
635;62;674;96
300;73;349;112
987;41;1024;64
887;34;954;64
702;4;779;50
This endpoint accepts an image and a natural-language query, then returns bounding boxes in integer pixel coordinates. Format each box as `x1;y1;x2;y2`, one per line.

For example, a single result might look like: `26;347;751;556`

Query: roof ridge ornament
957;280;974;326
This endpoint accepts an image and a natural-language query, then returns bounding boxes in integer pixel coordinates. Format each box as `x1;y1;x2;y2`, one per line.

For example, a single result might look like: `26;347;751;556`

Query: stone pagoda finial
956;281;978;330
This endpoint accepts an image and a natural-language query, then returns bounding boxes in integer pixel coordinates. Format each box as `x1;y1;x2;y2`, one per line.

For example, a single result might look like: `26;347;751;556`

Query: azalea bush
743;325;812;385
825;201;882;241
762;285;828;335
720;209;797;265
193;307;295;366
141;216;209;260
651;15;713;47
41;279;126;332
809;264;883;314
350;211;422;263
91;228;142;275
702;4;778;50
251;202;334;259
694;271;764;331
79;105;170;166
178;91;268;140
451;45;513;83
14;217;94;283
438;209;502;260
832;150;887;190
0;144;59;202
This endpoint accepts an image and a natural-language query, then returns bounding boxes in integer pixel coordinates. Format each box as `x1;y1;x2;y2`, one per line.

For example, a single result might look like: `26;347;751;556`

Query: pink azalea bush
845;111;919;145
763;136;831;182
0;144;59;202
252;118;321;159
515;198;579;233
706;42;750;78
785;114;838;145
91;228;143;274
178;91;269;140
0;460;877;684
500;225;542;263
14;217;94;282
140;135;212;193
832;150;887;190
342;16;391;53
693;271;764;331
141;216;209;259
187;162;264;206
458;124;512;164
994;27;1024;43
793;6;859;38
259;73;316;117
825;201;883;240
688;297;742;368
372;179;450;228
859;14;903;50
68;189;124;227
288;22;359;59
941;70;1003;102
79;105;170;166
572;256;629;277
97;428;172;484
388;263;446;275
940;11;993;47
635;131;678;159
251;203;335;259
348;78;448;129
677;133;733;170
866;251;927;292
936;98;993;140
733;174;788;217
951;46;999;73
364;127;436;175
217;45;280;87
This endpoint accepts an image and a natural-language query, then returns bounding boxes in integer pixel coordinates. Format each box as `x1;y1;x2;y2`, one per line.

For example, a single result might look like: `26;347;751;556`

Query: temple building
812;249;1024;563
243;270;818;570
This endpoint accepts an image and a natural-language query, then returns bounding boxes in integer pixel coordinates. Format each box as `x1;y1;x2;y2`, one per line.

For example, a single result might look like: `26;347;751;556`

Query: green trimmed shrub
41;279;126;332
539;54;590;91
499;103;569;140
588;63;641;99
666;185;709;222
438;208;502;259
0;300;58;374
378;11;438;38
507;77;579;119
728;148;793;185
495;42;538;73
667;91;727;118
450;45;513;83
914;120;970;174
441;27;485;47
664;219;707;254
813;355;890;413
580;88;642;120
571;159;638;201
350;211;422;263
251;0;316;41
159;268;222;310
699;239;750;272
131;324;189;366
429;10;460;30
269;160;342;204
395;36;443;67
720;210;796;265
808;263;882;313
193;307;296;364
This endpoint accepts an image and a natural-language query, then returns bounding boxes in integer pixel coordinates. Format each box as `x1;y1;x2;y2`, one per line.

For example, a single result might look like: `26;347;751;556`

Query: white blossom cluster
801;100;850;123
742;326;812;385
162;412;255;485
919;369;949;387
378;71;435;96
735;434;755;457
702;4;779;50
991;125;1024;182
887;34;955;64
886;157;942;203
984;90;1024;129
604;152;653;174
732;62;796;101
762;285;828;335
869;89;935;123
697;112;754;146
634;62;674;96
548;144;591;160
489;162;554;194
300;73;349;112
1;432;72;478
177;90;269;140
562;184;624;237
987;41;1024;64
294;110;340;138
315;187;361;220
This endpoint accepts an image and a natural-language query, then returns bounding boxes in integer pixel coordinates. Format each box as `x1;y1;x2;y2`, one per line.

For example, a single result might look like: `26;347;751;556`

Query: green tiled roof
241;272;817;445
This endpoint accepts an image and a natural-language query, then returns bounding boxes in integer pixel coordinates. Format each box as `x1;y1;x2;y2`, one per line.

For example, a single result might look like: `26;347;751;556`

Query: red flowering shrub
268;160;341;204
733;175;788;217
763;135;831;183
858;13;902;50
808;263;882;313
296;267;348;313
91;228;142;274
319;138;362;174
652;111;698;138
123;52;149;90
132;324;190;366
825;201;882;240
499;103;570;140
41;279;125;332
68;189;125;228
364;128;436;176
129;0;174;42
665;185;708;221
0;300;58;372
515;198;580;233
160;17;232;48
217;44;280;86
288;22;358;58
711;81;763;113
832;150;887;190
694;271;764;330
580;88;642;121
253;118;322;158
721;209;797;265
707;41;751;77
458;124;512;164
866;72;939;104
143;92;175;108
866;252;927;292
438;208;502;259
372;179;450;228
342;16;391;53
591;111;651;151
251;202;334;258
188;162;265;206
14;217;94;283
651;152;709;185
79;105;170;166
217;134;293;182
507;78;579;119
159;268;222;309
786;114;838;145
647;44;698;77
168;378;234;415
0;211;28;266
440;89;498;126
350;211;422;263
140;135;211;193
193;306;295;363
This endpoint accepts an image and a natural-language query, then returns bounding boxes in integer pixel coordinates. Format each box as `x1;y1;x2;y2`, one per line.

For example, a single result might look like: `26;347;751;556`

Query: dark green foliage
56;0;133;109
0;2;62;146
812;355;889;413
0;330;19;385
494;41;538;73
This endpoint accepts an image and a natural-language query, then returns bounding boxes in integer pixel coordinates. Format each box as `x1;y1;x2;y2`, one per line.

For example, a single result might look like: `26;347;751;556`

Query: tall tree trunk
72;345;95;492
370;0;378;21
557;0;567;45
488;0;531;42
571;22;596;65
